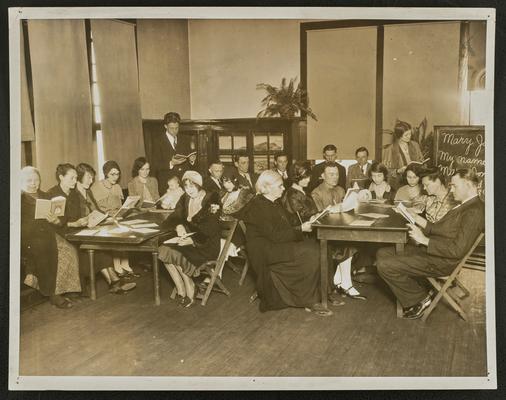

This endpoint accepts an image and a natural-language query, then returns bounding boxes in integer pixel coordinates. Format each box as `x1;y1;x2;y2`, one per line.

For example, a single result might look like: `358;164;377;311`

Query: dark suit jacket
150;130;193;194
422;196;485;267
233;168;258;191
346;163;371;189
309;161;346;193
203;176;222;194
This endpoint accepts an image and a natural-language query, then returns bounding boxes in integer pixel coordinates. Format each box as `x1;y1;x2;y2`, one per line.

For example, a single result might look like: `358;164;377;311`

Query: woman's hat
182;170;203;187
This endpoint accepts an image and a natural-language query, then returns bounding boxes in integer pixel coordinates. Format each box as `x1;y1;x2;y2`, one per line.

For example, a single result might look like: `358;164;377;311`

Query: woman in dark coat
242;170;329;315
158;171;221;307
21;166;81;308
281;161;318;222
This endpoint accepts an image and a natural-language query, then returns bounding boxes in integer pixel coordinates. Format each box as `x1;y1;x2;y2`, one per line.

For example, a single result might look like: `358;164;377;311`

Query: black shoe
403;296;432;319
338;286;367;301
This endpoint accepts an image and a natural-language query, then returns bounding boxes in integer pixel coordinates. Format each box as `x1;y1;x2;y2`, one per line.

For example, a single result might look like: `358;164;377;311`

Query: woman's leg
178;269;195;301
120;256;133;273
113;256;124;274
337;257;363;297
164;263;186;297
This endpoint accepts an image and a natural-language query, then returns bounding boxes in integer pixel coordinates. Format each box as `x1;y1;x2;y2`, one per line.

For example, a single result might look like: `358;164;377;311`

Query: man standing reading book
376;169;485;319
151;112;198;194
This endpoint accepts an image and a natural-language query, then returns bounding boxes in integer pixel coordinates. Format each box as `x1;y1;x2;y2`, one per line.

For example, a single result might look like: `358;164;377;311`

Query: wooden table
66;210;173;305
313;202;409;309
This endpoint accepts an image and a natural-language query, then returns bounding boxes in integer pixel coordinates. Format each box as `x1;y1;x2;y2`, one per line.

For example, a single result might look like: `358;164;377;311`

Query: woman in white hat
158;170;221;307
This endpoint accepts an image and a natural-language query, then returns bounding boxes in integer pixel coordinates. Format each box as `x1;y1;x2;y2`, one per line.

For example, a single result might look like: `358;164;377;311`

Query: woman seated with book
281;161;319;222
241;170;331;316
59;163;136;295
414;166;457;223
394;164;425;210
127;157;159;208
368;162;396;201
91;160;135;278
158;171;221;308
21;166;81;308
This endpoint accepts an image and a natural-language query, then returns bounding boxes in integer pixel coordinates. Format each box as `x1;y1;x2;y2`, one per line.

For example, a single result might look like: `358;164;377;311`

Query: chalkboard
433;125;485;180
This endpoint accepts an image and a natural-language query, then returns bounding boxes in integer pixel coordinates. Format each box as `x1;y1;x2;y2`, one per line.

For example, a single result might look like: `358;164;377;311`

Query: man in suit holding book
308;144;347;193
346;146;371;189
151;112;197;194
376;169;485;319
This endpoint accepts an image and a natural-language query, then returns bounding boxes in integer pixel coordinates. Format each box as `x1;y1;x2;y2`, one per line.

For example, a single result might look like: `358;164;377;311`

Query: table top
313;202;409;232
66;209;173;245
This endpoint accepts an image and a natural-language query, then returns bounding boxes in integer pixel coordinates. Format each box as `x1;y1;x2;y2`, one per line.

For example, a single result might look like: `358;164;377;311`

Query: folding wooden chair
224;220;250;286
170;219;236;306
421;232;485;322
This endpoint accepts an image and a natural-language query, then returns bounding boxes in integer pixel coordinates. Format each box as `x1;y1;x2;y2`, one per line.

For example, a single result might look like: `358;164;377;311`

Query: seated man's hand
329;203;342;214
176;224;187;237
407;223;429;246
301;221;313;232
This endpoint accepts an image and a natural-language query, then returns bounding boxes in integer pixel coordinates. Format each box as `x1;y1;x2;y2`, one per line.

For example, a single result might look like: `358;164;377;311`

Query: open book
408;157;430;166
394;201;416;224
310;205;332;224
87;210;108;228
35;196;66;219
112;196;141;219
163;232;196;244
173;151;197;162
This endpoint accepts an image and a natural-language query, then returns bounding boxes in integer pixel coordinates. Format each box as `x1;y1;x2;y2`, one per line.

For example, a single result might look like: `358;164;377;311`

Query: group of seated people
20;115;485;321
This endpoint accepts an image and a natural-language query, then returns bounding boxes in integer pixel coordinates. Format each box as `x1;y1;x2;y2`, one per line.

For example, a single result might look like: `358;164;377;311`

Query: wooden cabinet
142;117;306;174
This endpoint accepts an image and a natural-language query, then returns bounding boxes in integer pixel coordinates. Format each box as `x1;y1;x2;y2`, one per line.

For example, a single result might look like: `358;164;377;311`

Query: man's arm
426;206;484;260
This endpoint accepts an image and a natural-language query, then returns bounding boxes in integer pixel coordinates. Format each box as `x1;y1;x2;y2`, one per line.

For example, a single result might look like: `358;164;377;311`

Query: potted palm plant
256;77;317;121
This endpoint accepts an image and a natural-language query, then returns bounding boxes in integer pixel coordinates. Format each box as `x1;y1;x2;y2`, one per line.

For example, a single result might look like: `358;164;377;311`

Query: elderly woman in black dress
158;171;221;307
242;170;329;315
21;166;81;308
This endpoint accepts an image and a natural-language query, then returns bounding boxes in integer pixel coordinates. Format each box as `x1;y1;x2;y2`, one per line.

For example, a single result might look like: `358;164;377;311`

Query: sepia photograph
8;6;496;391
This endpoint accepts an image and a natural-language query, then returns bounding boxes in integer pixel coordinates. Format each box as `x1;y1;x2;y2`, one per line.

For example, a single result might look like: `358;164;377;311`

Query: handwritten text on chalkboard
434;126;485;178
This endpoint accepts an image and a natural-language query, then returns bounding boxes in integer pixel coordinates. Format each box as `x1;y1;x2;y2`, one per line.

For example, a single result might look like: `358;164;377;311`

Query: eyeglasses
108;172;120;176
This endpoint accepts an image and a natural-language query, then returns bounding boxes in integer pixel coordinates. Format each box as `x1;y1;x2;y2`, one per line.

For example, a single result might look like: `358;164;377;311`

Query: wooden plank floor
18;264;487;377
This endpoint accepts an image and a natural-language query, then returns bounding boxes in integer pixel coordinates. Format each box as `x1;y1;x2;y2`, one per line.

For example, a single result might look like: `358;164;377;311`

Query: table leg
152;251;160;306
88;249;96;301
395;243;405;254
320;239;328;309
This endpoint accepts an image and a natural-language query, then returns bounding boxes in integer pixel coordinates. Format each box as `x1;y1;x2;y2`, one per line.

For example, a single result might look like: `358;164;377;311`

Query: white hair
255;170;282;195
21;166;41;180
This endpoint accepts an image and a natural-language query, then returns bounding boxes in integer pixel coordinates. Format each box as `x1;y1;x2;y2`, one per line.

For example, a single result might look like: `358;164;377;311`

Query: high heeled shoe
338;286;367;301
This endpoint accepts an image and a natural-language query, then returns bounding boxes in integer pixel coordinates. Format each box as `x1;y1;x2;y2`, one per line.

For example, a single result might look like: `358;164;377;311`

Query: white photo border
8;6;497;391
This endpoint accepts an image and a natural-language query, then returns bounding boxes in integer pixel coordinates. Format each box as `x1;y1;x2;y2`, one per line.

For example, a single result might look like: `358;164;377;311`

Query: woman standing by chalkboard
383;120;424;189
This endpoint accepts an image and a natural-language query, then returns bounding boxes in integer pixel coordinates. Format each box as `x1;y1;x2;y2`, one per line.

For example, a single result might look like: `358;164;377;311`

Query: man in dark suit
376;169;485;319
150;112;197;194
346;146;371;189
233;154;258;191
271;153;291;188
308;144;347;193
203;160;224;194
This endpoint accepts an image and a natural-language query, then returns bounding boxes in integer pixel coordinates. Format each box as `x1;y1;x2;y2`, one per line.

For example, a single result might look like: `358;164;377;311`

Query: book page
34;199;51;219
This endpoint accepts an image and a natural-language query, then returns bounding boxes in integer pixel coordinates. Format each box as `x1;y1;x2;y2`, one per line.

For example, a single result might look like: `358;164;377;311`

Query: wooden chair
170;219;236;306
421;232;485;322
225;220;250;285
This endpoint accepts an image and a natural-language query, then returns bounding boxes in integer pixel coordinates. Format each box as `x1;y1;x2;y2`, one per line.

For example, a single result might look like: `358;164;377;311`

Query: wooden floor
18;263;487;377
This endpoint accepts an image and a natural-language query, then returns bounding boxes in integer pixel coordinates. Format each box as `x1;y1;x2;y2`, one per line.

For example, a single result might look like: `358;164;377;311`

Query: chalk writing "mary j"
442;133;485;157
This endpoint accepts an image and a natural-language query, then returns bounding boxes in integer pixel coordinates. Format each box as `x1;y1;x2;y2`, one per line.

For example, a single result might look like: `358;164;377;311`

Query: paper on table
131;227;160;234
358;213;389;219
349;219;376;226
109;226;132;234
122;219;149;225
341;190;359;212
131;223;159;229
74;228;100;236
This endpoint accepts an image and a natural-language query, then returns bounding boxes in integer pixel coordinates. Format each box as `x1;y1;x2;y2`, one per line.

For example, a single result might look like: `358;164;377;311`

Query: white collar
165;131;177;147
